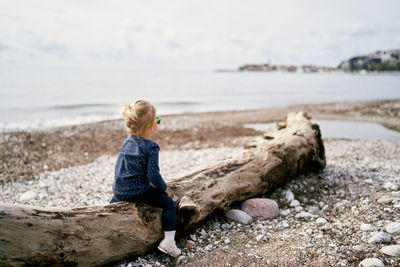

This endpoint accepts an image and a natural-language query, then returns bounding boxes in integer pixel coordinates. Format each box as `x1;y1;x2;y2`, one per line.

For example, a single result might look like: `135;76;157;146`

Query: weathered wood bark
0;111;325;266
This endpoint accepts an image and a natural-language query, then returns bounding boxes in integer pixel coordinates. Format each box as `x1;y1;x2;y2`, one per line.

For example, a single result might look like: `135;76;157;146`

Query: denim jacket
112;135;167;196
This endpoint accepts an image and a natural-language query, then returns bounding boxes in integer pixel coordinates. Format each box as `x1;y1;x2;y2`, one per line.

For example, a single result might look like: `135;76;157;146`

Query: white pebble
295;211;315;219
316;218;328;225
360;223;375;232
256;234;264;241
383;182;398;191
295;206;303;212
380;245;400;257
385;222;400;235
280;209;290;216
19;191;36;202
290;199;300;207
358;258;384;267
284;190;294;203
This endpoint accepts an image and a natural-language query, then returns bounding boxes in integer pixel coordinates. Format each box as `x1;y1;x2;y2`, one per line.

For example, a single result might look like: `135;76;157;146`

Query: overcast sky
1;0;399;71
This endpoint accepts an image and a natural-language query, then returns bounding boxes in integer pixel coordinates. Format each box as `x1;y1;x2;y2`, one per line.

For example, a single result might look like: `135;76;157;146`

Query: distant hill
237;49;400;73
338;49;400;71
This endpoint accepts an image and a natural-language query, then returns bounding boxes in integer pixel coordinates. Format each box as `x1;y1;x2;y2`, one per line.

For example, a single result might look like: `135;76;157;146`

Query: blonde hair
122;100;156;137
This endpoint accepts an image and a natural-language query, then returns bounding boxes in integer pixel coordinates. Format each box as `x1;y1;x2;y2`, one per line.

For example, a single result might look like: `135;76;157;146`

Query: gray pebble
368;232;392;244
225;209;252;224
295;211;315;219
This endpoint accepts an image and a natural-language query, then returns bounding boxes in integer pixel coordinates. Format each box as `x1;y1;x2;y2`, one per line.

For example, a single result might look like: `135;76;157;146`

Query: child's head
122;100;157;138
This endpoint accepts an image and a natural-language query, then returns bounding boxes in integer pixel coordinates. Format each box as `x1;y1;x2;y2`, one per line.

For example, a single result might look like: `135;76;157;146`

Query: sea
0;69;399;132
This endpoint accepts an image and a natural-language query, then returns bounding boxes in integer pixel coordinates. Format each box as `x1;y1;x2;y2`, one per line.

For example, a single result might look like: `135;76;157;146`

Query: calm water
245;120;400;141
0;69;399;131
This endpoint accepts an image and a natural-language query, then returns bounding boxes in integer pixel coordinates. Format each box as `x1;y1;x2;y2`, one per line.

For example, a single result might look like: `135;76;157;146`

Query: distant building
237;49;400;73
238;63;332;73
338;49;400;71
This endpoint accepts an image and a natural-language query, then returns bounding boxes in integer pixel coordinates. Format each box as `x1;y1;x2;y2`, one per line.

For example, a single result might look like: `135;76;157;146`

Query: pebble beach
1;99;400;266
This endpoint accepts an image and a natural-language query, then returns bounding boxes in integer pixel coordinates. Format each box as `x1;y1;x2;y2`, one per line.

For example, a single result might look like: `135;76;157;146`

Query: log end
177;196;200;231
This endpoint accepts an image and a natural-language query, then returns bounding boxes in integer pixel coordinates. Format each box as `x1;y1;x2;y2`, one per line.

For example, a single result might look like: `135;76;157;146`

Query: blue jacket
112;135;167;196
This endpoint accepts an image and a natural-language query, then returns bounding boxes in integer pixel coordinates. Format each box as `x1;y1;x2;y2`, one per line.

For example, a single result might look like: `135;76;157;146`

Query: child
109;100;181;257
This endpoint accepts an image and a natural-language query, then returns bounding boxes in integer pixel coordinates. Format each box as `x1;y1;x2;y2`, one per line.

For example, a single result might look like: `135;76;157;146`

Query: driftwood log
0;111;326;266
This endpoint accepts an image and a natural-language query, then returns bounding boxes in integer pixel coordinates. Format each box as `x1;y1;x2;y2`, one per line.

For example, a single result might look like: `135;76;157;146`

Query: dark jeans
110;187;177;231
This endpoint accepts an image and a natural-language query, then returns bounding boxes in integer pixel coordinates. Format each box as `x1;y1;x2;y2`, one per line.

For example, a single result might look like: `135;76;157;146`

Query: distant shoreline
235;49;400;73
216;69;400;75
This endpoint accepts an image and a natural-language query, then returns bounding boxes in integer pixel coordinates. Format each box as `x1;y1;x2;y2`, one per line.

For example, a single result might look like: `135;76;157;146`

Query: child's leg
110;187;181;256
134;187;176;231
134;187;181;256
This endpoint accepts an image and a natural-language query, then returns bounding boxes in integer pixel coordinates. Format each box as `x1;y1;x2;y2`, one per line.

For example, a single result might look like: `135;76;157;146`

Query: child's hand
165;189;169;196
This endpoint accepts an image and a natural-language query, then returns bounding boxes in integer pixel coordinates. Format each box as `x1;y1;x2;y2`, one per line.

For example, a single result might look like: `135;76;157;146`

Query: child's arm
147;144;168;192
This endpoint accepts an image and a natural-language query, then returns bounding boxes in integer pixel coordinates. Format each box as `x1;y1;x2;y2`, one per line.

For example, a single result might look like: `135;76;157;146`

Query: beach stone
295;211;315;219
334;200;350;209
385;222;400;234
358;258;384;267
295;206;303;212
289;199;300;207
307;205;320;214
200;229;207;236
256;234;264;241
383;182;399;191
225;209;252;224
368;232;392;244
204;244;213;252
360;223;375;232
365;179;375;185
19;191;35;202
380;245;400;257
280;220;289;228
283;190;294;203
241;198;279;220
353;245;365;252
190;234;197;241
316;218;328;225
280;209;290;216
377;196;393;204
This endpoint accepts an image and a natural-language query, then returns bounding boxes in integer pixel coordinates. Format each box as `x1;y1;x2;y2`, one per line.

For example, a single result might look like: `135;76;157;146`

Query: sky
1;0;400;71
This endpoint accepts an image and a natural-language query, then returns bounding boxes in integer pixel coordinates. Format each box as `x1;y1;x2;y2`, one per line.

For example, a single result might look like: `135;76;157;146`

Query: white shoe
158;239;181;257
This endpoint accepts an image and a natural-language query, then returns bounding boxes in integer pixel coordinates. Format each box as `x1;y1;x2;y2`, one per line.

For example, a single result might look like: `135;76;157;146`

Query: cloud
167;42;182;49
231;39;246;46
1;0;400;70
0;42;10;51
30;37;68;55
